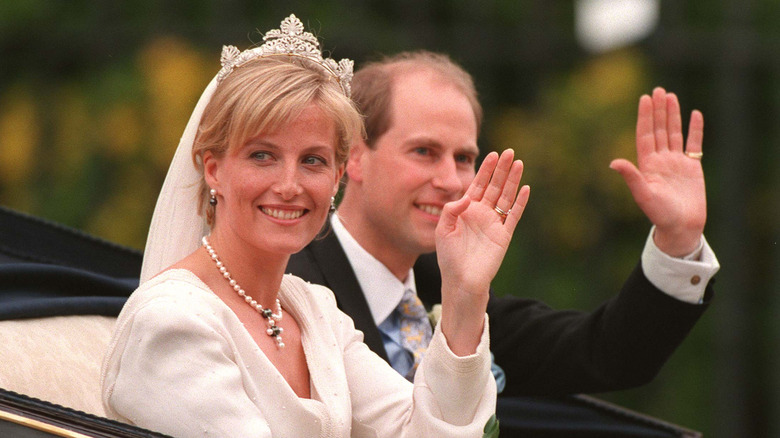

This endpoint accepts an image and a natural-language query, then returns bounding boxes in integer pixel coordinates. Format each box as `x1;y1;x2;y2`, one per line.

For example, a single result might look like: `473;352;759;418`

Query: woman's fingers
503;183;530;232
462;148;527;229
465;151;498;201
437;195;471;235
481;149;515;207
494;159;524;219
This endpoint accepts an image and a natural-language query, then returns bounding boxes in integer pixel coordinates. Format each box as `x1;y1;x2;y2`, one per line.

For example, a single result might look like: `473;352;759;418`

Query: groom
286;51;719;396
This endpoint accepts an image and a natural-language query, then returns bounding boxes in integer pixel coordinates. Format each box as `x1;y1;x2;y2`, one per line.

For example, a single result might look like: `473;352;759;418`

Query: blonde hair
192;56;364;225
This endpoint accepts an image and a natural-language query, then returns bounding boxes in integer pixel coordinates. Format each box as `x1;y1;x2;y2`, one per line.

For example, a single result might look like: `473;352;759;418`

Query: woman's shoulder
133;267;205;295
119;269;222;321
280;274;359;336
107;269;232;359
281;273;337;306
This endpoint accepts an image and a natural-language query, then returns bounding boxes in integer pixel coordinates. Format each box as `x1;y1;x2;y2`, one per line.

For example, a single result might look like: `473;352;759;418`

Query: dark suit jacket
287;231;714;397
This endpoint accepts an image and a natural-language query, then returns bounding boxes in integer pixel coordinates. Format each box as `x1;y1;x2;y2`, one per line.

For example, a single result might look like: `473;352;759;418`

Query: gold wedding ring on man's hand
684;151;703;160
493;206;509;219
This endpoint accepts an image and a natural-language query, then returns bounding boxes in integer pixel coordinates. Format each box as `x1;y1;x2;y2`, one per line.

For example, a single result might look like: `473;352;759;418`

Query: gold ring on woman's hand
493;206;509;218
684;151;703;160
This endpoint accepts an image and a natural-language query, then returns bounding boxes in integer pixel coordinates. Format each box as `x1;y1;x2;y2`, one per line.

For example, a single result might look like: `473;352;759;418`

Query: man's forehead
403;134;479;154
391;68;459;93
389;74;473;116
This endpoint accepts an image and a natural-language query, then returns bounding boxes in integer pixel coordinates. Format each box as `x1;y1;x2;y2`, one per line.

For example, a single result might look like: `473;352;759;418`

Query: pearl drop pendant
202;236;285;349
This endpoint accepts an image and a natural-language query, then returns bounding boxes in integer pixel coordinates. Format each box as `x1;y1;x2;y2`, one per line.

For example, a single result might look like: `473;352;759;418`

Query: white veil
139;77;217;283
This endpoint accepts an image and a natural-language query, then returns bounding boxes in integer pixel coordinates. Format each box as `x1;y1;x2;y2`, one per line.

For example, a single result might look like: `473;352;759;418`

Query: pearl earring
330;196;336;213
209;189;218;206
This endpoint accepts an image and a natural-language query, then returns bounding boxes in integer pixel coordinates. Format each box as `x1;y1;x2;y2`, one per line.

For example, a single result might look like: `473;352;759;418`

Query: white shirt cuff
641;226;720;304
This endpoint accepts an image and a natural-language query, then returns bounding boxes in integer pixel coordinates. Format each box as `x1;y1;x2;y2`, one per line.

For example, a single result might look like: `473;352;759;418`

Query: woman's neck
203;230;289;305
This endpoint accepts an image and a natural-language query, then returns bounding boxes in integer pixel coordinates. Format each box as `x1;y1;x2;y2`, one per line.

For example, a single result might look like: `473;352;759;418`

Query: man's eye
455;154;474;164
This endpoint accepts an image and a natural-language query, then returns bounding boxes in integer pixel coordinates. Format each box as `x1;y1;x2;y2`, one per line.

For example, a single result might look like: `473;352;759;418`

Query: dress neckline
153;268;322;402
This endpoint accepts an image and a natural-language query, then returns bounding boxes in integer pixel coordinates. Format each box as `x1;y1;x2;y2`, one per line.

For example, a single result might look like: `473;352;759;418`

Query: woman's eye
251;151;270;161
303;156;326;165
414;147;430;156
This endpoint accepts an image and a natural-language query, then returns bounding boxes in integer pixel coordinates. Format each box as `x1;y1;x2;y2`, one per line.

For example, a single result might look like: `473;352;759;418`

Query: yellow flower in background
53;86;91;175
571;49;646;109
102;103;143;158
138;37;210;169
86;164;159;249
0;87;38;184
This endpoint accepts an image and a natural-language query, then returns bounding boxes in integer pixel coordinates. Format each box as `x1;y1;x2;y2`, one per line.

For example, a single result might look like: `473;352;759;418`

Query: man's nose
431;157;463;194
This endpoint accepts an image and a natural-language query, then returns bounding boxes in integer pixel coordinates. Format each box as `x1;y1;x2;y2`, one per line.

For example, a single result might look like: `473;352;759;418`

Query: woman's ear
333;163;345;196
203;151;220;190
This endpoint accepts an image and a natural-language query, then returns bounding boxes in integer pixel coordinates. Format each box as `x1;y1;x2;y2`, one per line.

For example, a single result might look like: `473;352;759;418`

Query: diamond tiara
216;14;353;97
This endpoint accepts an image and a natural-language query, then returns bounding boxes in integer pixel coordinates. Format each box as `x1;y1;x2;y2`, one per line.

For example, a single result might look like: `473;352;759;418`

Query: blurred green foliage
0;34;212;247
491;49;650;310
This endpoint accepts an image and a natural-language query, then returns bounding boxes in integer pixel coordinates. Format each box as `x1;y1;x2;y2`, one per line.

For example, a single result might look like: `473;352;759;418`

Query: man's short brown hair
352;51;482;148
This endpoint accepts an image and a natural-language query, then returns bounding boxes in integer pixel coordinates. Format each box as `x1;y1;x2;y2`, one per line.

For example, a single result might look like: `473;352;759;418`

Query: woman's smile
203;103;343;256
260;206;307;221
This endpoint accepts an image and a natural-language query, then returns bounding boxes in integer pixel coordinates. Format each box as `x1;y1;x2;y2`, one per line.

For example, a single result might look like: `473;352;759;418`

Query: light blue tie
398;288;433;380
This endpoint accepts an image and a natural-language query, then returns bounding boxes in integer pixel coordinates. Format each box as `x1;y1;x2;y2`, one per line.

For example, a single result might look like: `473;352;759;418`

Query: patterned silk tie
398;288;433;380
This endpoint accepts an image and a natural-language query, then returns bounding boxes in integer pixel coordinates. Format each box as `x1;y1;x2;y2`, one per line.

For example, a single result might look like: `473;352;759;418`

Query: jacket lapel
287;232;390;362
413;252;443;309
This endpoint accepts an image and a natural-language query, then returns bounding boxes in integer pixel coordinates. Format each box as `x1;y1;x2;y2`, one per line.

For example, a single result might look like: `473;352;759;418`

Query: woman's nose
272;165;304;199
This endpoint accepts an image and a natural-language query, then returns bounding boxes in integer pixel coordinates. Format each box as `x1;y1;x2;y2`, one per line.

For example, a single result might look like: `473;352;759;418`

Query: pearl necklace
202;236;285;348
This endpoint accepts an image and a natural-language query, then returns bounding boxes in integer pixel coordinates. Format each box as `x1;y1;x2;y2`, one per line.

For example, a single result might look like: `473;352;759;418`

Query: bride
101;14;529;437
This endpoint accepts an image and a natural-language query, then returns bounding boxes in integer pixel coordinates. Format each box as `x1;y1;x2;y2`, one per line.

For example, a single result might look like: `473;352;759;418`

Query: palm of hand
435;199;513;294
635;150;706;232
610;87;707;256
434;150;530;296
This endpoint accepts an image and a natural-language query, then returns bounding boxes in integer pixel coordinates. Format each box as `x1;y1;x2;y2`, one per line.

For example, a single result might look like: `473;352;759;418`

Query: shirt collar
330;213;416;325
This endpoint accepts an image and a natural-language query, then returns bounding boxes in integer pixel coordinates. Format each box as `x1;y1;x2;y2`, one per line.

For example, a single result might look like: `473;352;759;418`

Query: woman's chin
264;237;313;257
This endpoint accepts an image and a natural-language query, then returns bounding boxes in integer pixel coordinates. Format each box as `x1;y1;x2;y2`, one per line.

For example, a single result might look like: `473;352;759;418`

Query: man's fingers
635;94;654;167
685;110;704;155
652;87;669;152
610;158;650;205
666;93;684;153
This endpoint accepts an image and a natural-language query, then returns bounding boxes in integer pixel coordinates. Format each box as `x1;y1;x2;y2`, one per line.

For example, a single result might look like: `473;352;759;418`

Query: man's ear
203;151;220;190
346;138;368;183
